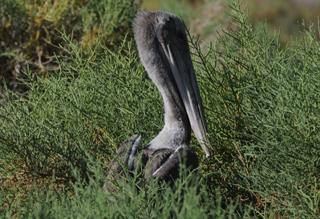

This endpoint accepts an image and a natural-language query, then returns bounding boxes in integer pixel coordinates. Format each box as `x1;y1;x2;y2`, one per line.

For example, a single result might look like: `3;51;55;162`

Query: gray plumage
104;11;210;189
133;11;209;156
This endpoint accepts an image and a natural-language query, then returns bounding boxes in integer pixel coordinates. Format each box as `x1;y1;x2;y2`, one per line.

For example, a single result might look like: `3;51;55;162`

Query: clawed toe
105;135;199;192
106;135;141;178
143;146;198;181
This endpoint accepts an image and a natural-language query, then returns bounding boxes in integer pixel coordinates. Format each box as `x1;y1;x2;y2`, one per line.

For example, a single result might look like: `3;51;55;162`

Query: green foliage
0;39;161;178
0;0;137;92
191;4;320;217
1;1;320;218
1;163;241;218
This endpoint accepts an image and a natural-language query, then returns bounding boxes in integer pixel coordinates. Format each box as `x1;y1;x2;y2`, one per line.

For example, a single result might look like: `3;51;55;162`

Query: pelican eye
162;28;170;41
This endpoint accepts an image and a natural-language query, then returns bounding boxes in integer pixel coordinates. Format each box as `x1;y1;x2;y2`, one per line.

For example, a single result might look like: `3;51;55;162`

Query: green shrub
0;0;137;93
1;163;242;218
192;4;320;217
0;39;160;178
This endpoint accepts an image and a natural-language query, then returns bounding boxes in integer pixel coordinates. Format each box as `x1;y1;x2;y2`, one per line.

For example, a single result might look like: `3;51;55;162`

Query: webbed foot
143;146;199;182
104;135;199;192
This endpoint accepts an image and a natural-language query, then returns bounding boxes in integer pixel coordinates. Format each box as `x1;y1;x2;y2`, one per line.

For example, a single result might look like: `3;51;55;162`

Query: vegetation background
0;0;319;218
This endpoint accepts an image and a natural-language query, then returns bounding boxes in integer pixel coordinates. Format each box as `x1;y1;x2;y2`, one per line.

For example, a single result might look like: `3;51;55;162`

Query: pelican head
133;11;210;157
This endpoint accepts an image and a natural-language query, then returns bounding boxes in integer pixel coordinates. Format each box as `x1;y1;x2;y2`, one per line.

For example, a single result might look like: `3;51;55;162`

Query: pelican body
106;11;209;185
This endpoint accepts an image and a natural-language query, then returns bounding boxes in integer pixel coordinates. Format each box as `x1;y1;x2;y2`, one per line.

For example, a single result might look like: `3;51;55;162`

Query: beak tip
200;142;210;158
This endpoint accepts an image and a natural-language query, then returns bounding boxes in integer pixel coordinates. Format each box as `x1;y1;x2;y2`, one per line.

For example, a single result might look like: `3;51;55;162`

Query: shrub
0;0;137;93
192;4;320;217
0;39;160;179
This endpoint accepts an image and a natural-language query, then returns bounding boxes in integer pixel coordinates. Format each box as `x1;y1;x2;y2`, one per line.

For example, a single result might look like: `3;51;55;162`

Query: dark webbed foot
143;147;199;182
104;136;198;191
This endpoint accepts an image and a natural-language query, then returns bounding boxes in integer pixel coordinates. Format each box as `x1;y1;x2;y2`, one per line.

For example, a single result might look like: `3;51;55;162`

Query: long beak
161;42;210;157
